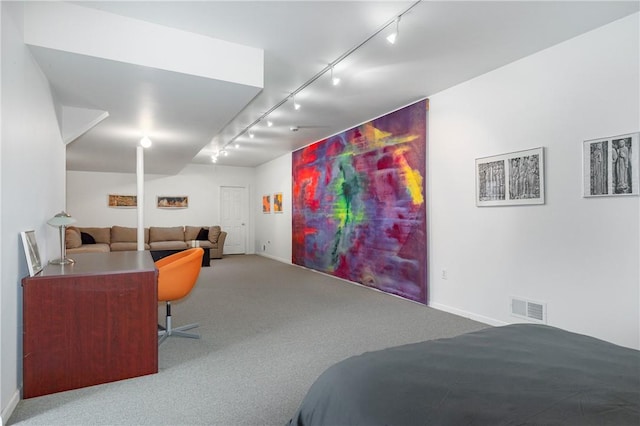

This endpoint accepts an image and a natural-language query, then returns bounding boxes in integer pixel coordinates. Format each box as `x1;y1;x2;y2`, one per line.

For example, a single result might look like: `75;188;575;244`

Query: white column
136;146;144;251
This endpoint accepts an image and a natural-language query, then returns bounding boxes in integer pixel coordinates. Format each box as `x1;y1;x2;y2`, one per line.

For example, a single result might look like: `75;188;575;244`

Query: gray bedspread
288;324;639;425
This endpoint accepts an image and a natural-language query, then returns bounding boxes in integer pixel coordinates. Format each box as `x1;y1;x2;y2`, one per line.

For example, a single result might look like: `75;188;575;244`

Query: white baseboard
256;252;291;264
1;388;20;426
253;255;508;328
429;301;507;327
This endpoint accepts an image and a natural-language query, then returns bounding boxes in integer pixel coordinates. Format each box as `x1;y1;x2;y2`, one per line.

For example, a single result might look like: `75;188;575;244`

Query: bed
288;324;639;425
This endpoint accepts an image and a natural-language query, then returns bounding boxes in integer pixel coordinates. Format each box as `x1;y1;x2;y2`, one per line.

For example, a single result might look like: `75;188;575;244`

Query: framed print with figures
583;132;639;197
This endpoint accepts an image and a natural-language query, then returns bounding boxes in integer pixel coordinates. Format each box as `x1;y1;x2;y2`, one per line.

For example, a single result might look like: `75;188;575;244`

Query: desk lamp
47;211;77;264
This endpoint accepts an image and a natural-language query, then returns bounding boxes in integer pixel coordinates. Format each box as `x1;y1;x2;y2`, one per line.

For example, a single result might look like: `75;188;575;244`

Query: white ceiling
30;1;640;174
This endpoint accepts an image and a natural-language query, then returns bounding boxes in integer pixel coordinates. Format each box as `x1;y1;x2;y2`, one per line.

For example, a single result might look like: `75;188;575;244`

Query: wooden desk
22;251;158;398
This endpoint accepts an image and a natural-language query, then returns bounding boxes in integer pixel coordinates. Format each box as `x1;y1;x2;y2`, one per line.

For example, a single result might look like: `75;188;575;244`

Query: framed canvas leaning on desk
22;251;158;398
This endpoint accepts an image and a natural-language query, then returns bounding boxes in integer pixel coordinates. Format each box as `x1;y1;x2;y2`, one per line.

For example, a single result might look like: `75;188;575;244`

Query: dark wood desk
22;251;158;398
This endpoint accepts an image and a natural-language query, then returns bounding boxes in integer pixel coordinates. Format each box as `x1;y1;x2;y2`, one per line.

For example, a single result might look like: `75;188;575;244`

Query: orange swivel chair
156;247;204;345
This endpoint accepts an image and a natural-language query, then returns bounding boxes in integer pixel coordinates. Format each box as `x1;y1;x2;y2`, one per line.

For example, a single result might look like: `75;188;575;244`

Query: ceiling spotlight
235;143;240;149
140;136;152;148
331;66;340;86
290;126;299;132
249;131;254;138
267;120;273;127
211;156;217;163
221;150;228;157
386;16;400;44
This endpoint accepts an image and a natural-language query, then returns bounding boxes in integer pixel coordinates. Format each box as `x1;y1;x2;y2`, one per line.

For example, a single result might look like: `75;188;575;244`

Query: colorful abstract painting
262;195;271;213
292;100;427;303
274;193;283;213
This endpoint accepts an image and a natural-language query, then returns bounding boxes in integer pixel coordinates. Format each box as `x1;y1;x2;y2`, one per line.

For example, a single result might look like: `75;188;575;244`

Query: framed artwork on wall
274;193;283;213
20;230;43;276
582;132;639;197
292;99;428;304
108;194;137;208
476;147;545;206
157;196;188;209
262;195;271;213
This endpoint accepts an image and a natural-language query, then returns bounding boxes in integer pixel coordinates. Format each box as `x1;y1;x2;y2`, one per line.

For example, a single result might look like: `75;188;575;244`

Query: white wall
428;13;639;349
254;153;292;263
67;164;256;253
254;14;639;349
1;3;67;423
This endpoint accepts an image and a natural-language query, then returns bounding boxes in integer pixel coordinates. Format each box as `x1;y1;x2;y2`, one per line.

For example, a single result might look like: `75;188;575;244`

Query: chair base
158;301;200;345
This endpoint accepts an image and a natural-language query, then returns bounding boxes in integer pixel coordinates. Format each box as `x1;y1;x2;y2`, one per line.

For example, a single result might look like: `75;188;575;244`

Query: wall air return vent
510;297;547;323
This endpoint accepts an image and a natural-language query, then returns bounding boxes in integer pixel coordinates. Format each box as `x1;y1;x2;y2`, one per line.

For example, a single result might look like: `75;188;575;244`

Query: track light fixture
249;130;254;138
215;1;420;160
331;66;340;86
387;16;400;44
140;136;152;148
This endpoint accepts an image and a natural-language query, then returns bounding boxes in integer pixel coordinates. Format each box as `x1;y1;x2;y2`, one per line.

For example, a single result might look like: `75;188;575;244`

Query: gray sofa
65;225;226;259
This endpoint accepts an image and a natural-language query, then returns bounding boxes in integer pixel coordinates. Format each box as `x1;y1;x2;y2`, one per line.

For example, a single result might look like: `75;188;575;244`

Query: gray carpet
9;255;487;426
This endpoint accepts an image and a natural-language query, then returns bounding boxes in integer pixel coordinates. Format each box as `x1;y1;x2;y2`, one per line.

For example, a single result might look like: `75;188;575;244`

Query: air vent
510;297;546;323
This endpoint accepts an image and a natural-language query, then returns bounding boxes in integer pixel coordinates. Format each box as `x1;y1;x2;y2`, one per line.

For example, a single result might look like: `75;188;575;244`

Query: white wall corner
61;106;109;145
0;388;20;426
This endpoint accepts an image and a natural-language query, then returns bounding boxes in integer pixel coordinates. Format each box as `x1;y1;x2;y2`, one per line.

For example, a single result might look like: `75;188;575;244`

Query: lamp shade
47;211;76;265
47;211;77;227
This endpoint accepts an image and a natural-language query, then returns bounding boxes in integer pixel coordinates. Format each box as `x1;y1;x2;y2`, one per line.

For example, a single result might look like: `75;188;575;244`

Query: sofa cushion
78;227;111;244
184;226;207;241
149;226;185;243
67;243;110;254
81;232;96;245
65;227;82;249
111;226;149;243
111;242;151;251
149;241;188;250
208;226;221;244
189;240;213;249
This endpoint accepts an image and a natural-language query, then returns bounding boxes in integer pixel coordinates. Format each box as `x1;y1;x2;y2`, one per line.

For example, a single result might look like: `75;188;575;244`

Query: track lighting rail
219;0;422;152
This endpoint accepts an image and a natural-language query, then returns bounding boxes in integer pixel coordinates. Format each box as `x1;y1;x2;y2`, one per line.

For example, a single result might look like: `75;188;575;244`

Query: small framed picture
157;196;188;209
274;192;283;213
476;147;545;206
108;194;137;208
262;195;271;213
20;230;43;276
582;132;639;197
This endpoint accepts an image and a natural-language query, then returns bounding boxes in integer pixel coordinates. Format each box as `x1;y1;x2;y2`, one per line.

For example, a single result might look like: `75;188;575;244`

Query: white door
220;186;247;254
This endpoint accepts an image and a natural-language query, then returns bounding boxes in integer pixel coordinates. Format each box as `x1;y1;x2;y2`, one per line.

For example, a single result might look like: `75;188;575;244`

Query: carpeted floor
9;255;487;426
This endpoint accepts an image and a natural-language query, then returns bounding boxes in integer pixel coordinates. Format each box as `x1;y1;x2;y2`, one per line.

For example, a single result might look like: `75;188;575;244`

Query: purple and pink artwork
292;100;427;304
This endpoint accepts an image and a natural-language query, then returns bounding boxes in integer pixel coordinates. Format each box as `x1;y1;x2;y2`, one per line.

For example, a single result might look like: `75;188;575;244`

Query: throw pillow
196;228;209;241
65;227;82;249
208;226;221;244
81;232;96;244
